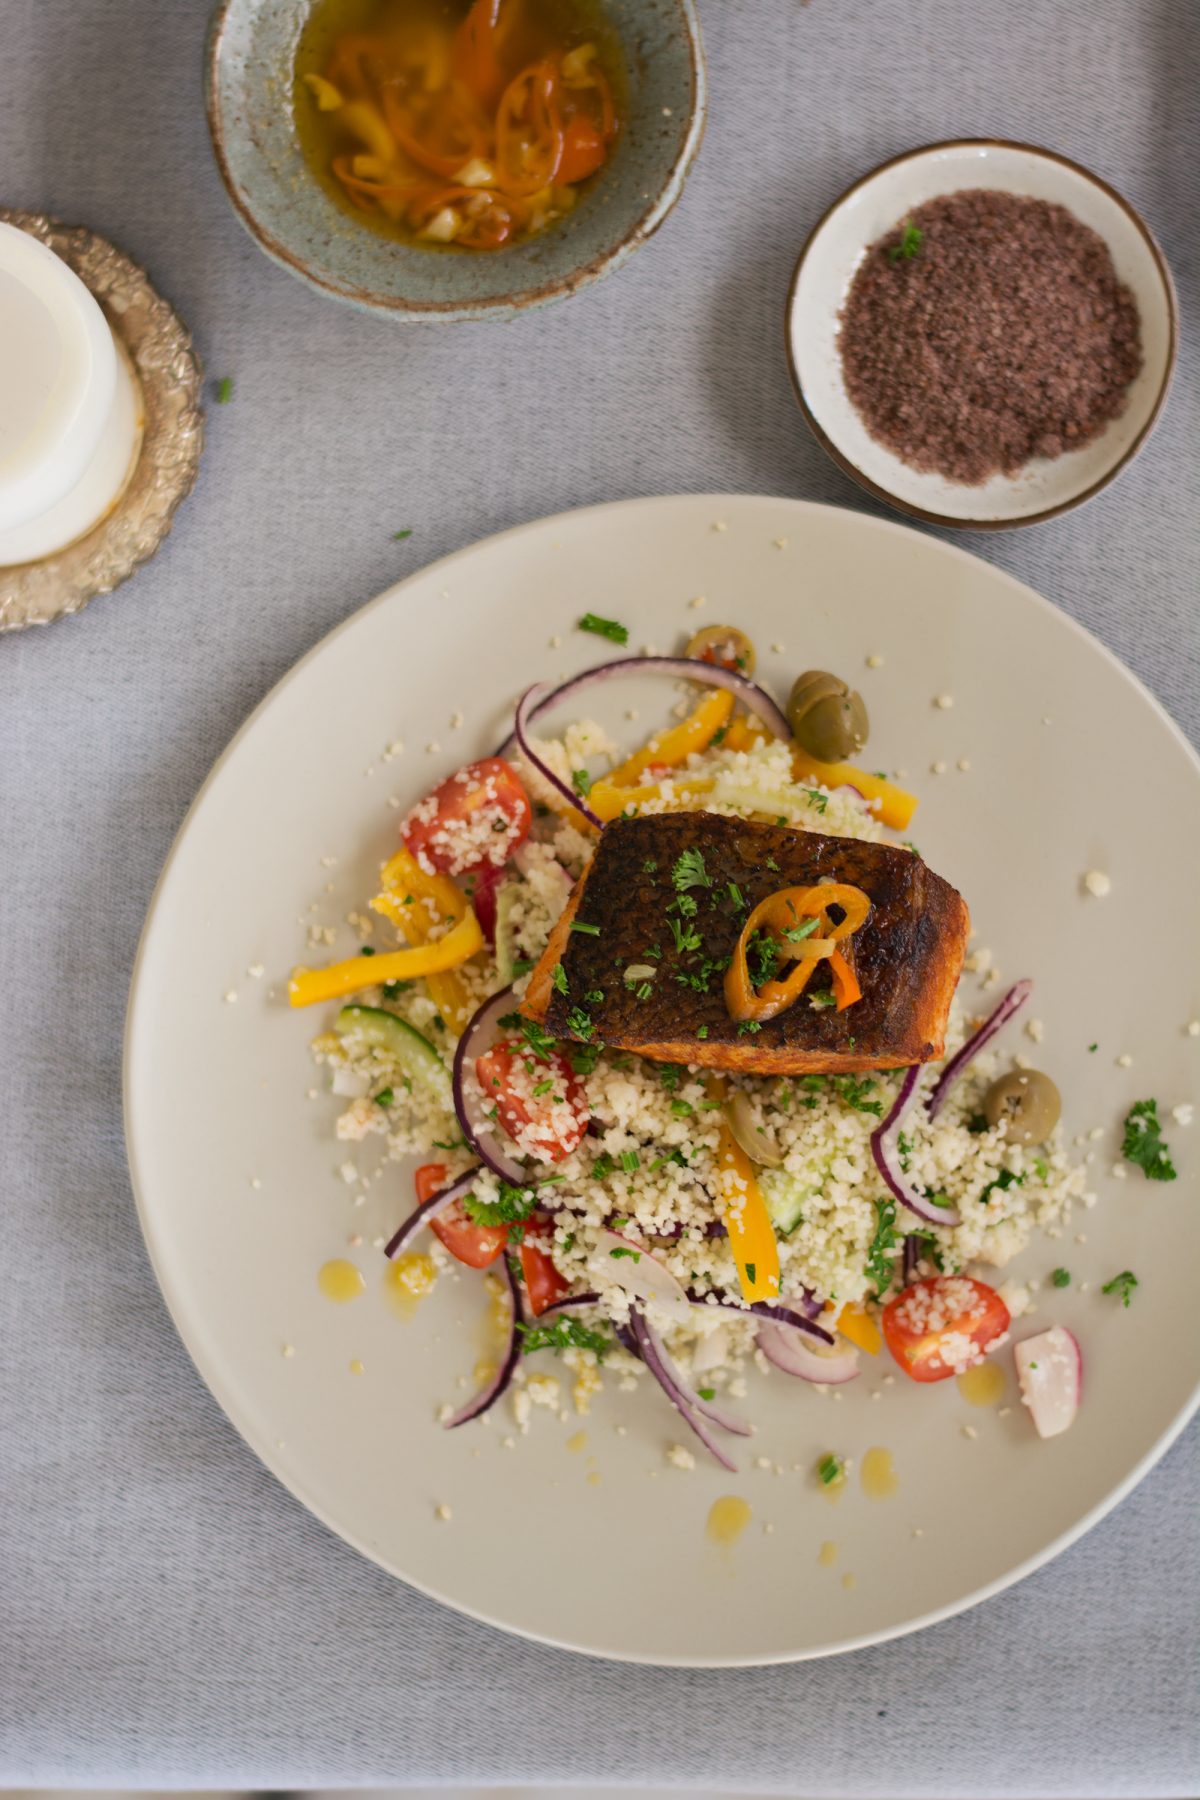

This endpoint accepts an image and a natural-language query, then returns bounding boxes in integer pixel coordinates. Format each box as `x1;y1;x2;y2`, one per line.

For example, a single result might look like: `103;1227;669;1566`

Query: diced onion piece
420;206;461;242
304;72;344;110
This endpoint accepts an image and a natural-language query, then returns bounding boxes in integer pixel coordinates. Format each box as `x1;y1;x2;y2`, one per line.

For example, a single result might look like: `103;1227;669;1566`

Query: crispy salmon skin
524;813;969;1074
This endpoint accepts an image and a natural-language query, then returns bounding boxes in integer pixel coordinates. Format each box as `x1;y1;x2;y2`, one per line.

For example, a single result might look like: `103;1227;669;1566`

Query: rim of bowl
783;138;1180;530
204;0;707;321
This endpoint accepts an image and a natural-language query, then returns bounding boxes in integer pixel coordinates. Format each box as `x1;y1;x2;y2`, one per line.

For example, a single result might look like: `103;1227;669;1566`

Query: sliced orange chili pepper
829;948;862;1011
725;884;870;1024
558;115;606;183
452;0;507;109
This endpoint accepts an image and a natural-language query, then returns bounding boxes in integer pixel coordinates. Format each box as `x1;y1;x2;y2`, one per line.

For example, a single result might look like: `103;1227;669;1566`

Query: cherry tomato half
520;1225;570;1316
416;1161;507;1269
882;1275;1010;1383
402;757;531;878
475;1039;589;1162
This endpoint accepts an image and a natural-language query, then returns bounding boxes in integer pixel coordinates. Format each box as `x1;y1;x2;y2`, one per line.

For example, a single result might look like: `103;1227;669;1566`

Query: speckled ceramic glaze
206;0;705;320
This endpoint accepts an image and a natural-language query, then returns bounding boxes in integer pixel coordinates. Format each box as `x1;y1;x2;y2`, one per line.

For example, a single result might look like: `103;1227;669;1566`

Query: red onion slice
451;986;528;1185
628;1308;738;1471
444;1253;523;1429
514;683;603;827
589;1228;693;1325
870;1066;963;1228
756;1319;860;1384
689;1291;834;1344
384;1166;480;1261
925;980;1033;1120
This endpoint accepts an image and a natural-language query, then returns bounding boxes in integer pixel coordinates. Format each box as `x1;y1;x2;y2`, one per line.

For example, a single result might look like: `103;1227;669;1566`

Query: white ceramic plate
125;495;1200;1665
786;141;1177;528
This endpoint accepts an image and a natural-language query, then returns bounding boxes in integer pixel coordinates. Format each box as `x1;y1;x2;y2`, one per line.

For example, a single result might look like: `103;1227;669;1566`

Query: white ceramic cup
0;221;143;567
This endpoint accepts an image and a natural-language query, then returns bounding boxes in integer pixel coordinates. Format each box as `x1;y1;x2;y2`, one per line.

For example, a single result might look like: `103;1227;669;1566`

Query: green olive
982;1069;1062;1145
787;670;869;761
685;624;756;677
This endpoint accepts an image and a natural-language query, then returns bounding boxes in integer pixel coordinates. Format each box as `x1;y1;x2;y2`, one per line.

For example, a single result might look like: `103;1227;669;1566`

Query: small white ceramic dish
125;496;1200;1664
786;141;1177;529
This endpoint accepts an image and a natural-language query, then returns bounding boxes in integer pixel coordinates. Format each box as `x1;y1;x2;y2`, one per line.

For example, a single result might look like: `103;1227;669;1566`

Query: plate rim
783;138;1180;531
123;492;1200;1665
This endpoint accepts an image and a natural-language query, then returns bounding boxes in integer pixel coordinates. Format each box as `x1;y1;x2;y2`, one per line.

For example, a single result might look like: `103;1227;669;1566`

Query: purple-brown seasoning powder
837;190;1143;485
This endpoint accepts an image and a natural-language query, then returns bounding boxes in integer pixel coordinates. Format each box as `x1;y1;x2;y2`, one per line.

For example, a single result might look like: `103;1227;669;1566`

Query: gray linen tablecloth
2;0;1197;1790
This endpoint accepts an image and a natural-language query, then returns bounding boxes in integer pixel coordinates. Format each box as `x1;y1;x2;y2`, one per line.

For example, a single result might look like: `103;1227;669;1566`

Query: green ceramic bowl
205;0;705;321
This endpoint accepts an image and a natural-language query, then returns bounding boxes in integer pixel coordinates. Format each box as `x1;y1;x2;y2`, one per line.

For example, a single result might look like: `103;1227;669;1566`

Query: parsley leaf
1051;1267;1071;1288
888;220;923;263
817;1453;844;1487
518;1317;612;1358
802;787;828;814
746;926;781;989
1102;1269;1138;1307
498;1011;556;1063
610;1244;641;1261
979;1167;1023;1205
566;1006;594;1040
578;611;628;645
552;962;568;996
1121;1099;1177;1181
215;376;234;404
864;1196;900;1297
833;1074;883;1118
463;1181;536;1234
571;767;593;797
391;526;413;541
672;847;711;891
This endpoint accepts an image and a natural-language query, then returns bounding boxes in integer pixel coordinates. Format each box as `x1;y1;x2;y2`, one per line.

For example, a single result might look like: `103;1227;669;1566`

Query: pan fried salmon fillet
523;812;969;1074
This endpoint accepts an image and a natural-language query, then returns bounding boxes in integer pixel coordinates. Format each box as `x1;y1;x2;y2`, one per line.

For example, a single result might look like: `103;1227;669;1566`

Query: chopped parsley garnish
670;1099;694;1117
864;1196;900;1297
215;376;234;404
566;1006;594;1040
511;957;534;977
1121;1099;1177;1181
744;1262;757;1284
619;1150;640;1174
642;858;658;874
746;926;781;989
391;527;413;541
570;920;601;936
518;1317;612;1359
888;220;923;262
568;1040;601;1076
697;1024;709;1039
532;1078;554;1097
578;611;629;644
381;980;410;999
591;1153;615;1180
727;880;746;909
571;767;593;797
979;1167;1023;1205
833;1074;884;1117
710;727;727;746
552;962;568;996
736;1019;762;1035
803;787;828;814
810;990;837;1009
360;944;376;957
498;1011;557;1063
1088;1042;1098;1053
668;915;703;955
649;1147;689;1172
1102;1269;1138;1307
697;1386;716;1402
373;1087;394;1107
634;982;653;999
672;847;711;892
609;1245;641;1262
817;1453;844;1487
897;1130;912;1171
464;1181;536;1233
658;1065;682;1091
432;1135;465;1151
1051;1267;1071;1288
765;856;780;872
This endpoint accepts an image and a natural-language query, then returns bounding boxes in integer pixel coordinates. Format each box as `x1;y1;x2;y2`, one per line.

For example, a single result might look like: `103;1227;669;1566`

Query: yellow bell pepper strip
586;774;715;823
725;883;871;1024
289;909;483;1009
791;750;918;832
716;1120;781;1305
606;688;734;787
836;1302;882;1355
370;846;474;1031
721;714;768;754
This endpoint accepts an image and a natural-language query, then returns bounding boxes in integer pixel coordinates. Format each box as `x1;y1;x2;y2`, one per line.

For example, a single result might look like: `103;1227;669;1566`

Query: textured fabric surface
2;0;1198;1791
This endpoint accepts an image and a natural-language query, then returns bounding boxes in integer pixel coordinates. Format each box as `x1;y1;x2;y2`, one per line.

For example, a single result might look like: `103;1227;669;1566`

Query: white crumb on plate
666;1444;695;1470
1172;1103;1194;1127
1083;869;1111;898
224;989;238;1004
